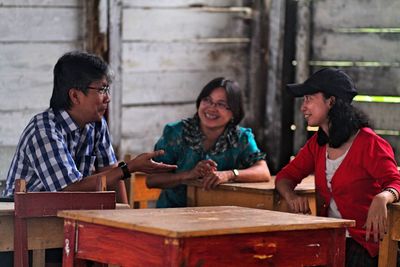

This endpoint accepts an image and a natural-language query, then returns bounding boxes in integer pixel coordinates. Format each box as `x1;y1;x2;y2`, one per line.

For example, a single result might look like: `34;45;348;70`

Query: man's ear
69;88;81;105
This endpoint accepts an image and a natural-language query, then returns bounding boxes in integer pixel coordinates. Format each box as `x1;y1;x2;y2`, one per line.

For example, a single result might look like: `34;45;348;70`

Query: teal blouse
154;116;266;208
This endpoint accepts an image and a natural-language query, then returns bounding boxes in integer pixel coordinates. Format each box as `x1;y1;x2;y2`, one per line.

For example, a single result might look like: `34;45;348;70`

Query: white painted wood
0;146;15;180
0;7;83;41
0;109;43;146
123;8;249;41
313;32;400;62
313;0;400;28
122;42;248;73
120;104;196;155
354;102;400;131
108;0;123;151
344;68;400;96
0;43;82;111
122;70;247;105
122;0;244;8
0;0;79;6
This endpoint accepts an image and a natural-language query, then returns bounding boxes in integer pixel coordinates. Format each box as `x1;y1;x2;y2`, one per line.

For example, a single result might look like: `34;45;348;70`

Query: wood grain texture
58;206;354;238
0;7;82;41
123;8;249;41
313;0;400;28
72;220;347;266
312;32;400;62
122;0;245;8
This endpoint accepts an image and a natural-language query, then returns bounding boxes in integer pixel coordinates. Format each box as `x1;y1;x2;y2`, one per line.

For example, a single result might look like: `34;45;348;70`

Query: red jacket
276;127;400;256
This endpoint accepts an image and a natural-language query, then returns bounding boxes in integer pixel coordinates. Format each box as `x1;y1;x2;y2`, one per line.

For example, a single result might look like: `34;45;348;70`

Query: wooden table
379;202;400;267
59;206;354;266
187;175;317;215
0;202;130;252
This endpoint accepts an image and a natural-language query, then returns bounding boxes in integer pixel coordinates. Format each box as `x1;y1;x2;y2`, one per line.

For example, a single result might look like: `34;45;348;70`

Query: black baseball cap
287;68;358;102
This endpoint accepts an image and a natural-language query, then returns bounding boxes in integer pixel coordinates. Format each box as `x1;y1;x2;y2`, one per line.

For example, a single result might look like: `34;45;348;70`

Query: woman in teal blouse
147;77;271;208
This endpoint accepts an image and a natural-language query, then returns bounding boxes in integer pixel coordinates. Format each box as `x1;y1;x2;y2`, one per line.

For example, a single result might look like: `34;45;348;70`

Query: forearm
146;171;195;189
275;178;298;200
63;163;122;192
233;160;271;182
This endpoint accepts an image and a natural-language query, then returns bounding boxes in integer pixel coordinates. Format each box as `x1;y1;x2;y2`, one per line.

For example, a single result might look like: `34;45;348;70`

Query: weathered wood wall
117;0;257;157
0;0;84;191
292;0;400;162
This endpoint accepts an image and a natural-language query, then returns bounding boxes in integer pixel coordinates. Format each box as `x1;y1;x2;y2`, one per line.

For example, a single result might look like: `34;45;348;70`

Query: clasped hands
190;159;232;190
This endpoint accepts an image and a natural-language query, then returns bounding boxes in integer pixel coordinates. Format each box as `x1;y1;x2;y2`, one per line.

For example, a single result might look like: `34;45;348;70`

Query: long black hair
317;93;371;148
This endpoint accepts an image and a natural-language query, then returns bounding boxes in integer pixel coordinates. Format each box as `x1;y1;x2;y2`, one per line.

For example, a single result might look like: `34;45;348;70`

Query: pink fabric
276;127;400;256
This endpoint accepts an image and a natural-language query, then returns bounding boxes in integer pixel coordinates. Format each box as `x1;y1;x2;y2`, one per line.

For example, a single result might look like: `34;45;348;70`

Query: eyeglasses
87;85;110;95
201;97;230;110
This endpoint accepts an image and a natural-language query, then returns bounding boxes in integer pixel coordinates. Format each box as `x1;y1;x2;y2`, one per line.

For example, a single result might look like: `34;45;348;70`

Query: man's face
77;77;111;124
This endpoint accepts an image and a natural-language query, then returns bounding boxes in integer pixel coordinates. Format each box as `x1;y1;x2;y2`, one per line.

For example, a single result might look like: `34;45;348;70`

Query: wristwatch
231;169;239;181
118;161;131;180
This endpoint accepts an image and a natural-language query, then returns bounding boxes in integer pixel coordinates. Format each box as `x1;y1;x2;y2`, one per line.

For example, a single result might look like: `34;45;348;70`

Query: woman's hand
189;160;217;179
128;150;177;174
286;194;311;214
365;193;389;242
202;171;231;190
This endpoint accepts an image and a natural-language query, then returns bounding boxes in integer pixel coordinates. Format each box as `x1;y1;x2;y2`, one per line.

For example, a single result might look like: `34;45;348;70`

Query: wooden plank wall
118;0;255;157
293;0;400;162
0;0;83;191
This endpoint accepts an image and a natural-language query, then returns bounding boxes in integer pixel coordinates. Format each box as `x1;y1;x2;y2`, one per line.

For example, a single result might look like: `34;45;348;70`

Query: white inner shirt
325;146;350;237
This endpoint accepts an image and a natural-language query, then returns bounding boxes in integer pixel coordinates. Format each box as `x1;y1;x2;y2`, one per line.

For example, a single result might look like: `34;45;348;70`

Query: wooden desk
187;175;317;215
59;206;354;266
379;202;400;267
0;202;129;252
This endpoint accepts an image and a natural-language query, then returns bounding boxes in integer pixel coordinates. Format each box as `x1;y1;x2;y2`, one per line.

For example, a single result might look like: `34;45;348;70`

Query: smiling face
301;92;334;133
198;87;233;133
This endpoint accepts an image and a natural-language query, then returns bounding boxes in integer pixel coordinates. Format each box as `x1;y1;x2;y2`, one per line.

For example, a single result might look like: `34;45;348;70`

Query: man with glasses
2;51;176;199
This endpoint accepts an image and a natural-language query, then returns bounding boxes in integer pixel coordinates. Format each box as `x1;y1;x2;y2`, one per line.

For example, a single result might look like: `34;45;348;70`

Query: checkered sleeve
94;118;117;168
25;127;82;192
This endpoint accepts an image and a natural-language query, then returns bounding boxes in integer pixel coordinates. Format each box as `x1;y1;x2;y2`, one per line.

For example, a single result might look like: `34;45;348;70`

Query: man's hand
128;150;177;174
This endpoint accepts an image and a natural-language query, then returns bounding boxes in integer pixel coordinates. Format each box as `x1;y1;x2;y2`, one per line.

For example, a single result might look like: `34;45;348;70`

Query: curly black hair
317;93;371;148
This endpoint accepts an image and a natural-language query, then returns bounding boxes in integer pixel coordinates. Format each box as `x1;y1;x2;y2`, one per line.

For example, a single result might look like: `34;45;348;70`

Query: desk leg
379;208;398;267
63;219;86;267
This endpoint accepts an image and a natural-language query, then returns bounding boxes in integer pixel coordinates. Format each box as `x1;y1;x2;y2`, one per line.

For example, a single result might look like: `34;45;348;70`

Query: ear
69;88;81;105
328;96;336;107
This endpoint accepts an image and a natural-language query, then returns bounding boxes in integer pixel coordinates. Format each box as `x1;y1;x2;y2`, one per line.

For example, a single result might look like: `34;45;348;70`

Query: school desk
186;175;317;215
0;202;129;252
58;206;354;266
379;202;400;267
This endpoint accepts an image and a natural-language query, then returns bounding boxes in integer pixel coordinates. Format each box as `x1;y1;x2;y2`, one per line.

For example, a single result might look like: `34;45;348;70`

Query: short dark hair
317;93;371;148
50;51;112;110
195;77;244;125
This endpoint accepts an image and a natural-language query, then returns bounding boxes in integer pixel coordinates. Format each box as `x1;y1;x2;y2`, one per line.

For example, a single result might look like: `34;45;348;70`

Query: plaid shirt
3;108;116;197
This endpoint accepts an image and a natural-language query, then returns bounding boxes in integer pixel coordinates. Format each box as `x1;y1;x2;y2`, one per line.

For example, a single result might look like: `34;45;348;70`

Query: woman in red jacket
275;68;400;266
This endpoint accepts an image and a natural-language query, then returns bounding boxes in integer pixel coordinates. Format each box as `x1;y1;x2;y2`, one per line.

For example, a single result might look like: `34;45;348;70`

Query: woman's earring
230;117;234;124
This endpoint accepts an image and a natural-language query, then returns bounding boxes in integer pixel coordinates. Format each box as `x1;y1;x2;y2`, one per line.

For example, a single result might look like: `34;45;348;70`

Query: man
2;51;176;198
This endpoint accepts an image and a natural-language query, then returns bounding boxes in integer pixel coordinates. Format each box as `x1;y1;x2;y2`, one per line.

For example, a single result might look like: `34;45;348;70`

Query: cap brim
286;83;319;97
